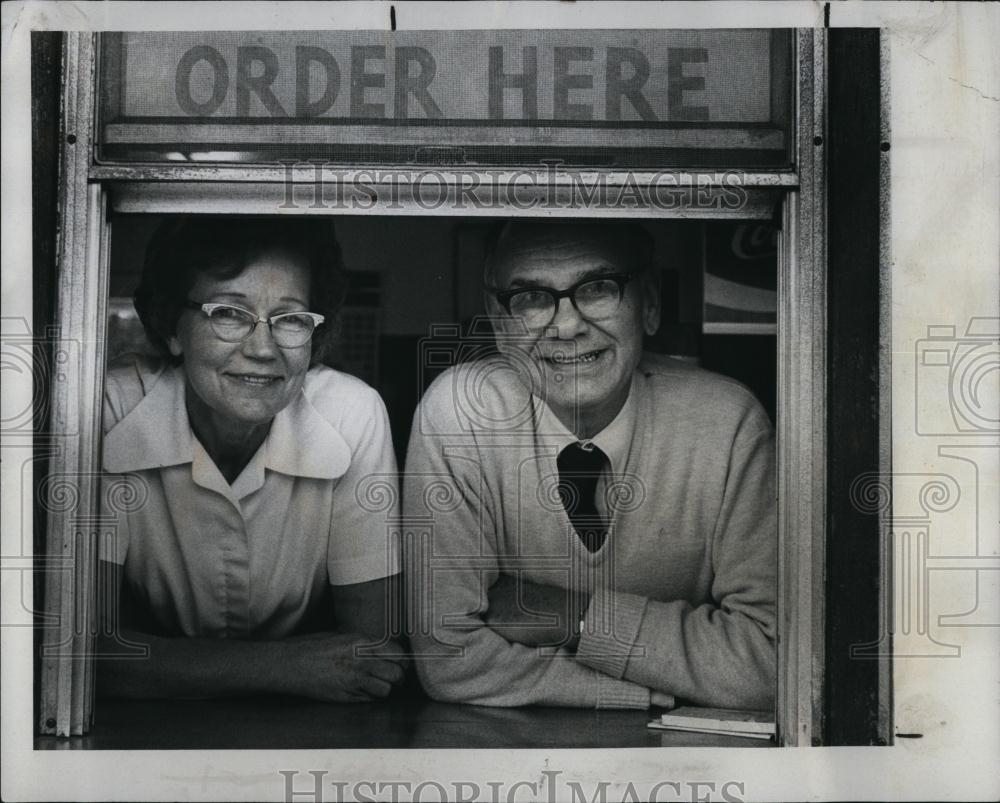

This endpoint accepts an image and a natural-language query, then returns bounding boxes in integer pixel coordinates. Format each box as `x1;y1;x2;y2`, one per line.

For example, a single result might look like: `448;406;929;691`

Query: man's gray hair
482;220;655;288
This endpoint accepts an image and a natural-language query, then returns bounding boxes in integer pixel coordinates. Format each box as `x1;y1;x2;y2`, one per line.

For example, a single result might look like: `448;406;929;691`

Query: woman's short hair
134;216;347;366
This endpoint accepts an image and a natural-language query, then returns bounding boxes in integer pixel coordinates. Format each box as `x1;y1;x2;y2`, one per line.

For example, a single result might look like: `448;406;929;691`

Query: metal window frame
39;29;830;744
99;167;793;219
776;28;826;747
877;29;893;747
38;32;110;737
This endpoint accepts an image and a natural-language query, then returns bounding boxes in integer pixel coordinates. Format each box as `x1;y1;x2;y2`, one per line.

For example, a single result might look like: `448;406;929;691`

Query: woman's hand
98;562;411;703
278;631;409;702
97;627;409;703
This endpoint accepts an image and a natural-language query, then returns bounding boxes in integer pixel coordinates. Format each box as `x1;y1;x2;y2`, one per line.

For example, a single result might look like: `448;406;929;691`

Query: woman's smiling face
168;247;313;433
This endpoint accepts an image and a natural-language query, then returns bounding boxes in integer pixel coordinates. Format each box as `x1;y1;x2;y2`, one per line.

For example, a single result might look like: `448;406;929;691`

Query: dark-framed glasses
184;301;324;349
490;272;637;329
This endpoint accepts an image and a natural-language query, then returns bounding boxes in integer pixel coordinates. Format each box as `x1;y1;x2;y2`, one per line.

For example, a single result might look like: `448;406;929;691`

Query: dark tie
557;442;609;553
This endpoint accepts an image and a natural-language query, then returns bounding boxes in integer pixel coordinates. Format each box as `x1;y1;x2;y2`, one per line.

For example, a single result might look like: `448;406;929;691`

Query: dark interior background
106;215;777;464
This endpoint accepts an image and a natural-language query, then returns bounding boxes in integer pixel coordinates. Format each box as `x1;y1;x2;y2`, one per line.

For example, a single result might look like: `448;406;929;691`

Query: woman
98;217;406;702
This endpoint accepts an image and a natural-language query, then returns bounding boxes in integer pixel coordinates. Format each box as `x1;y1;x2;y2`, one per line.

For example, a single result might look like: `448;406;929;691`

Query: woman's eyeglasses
184;301;324;349
488;272;637;329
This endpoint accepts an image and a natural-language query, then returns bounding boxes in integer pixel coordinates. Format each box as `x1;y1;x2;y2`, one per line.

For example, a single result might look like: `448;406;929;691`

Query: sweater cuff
577;588;647;680
596;674;651;710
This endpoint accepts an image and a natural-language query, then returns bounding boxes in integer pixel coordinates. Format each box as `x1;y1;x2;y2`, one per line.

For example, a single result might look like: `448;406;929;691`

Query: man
404;221;776;710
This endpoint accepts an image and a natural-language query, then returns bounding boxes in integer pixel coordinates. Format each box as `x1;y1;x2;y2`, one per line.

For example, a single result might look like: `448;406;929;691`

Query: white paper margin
2;2;997;801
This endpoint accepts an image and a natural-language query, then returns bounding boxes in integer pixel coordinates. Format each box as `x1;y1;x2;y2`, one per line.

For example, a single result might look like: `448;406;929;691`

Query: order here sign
99;30;790;161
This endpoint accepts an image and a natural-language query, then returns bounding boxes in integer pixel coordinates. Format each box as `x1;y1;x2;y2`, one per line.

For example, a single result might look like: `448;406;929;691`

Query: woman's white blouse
100;356;400;639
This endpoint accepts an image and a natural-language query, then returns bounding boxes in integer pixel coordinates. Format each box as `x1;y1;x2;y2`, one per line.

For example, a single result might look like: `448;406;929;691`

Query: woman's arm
96;561;407;701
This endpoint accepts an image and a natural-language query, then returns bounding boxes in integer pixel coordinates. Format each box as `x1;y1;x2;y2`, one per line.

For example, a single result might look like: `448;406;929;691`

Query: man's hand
279;632;409;702
484;573;586;649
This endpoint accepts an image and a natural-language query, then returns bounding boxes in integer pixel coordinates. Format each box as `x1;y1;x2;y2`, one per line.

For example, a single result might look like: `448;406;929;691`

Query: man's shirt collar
531;372;638;475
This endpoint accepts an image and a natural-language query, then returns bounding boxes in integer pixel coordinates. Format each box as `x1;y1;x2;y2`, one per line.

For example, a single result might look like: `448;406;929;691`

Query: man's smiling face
487;225;660;438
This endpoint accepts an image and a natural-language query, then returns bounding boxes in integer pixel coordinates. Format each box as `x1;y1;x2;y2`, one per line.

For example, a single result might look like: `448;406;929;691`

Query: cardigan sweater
403;352;776;709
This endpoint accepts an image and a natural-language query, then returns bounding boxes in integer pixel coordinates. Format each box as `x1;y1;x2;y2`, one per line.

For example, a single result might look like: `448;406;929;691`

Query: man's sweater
404;352;776;709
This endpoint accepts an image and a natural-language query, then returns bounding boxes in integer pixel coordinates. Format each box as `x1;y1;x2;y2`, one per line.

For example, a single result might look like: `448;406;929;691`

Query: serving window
37;27;850;748
106;215;778;466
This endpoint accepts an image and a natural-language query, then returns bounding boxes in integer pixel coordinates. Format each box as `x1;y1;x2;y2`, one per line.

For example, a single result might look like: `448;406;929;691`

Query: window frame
39;29;840;746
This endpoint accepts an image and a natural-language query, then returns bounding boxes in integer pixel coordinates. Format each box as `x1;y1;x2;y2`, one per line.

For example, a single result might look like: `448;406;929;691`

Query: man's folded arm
408;589;651;709
403;425;651;710
575;426;778;710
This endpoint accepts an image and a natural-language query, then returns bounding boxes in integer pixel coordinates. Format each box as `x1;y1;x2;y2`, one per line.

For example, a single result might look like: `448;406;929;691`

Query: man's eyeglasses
489;272;637;329
184;301;325;349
